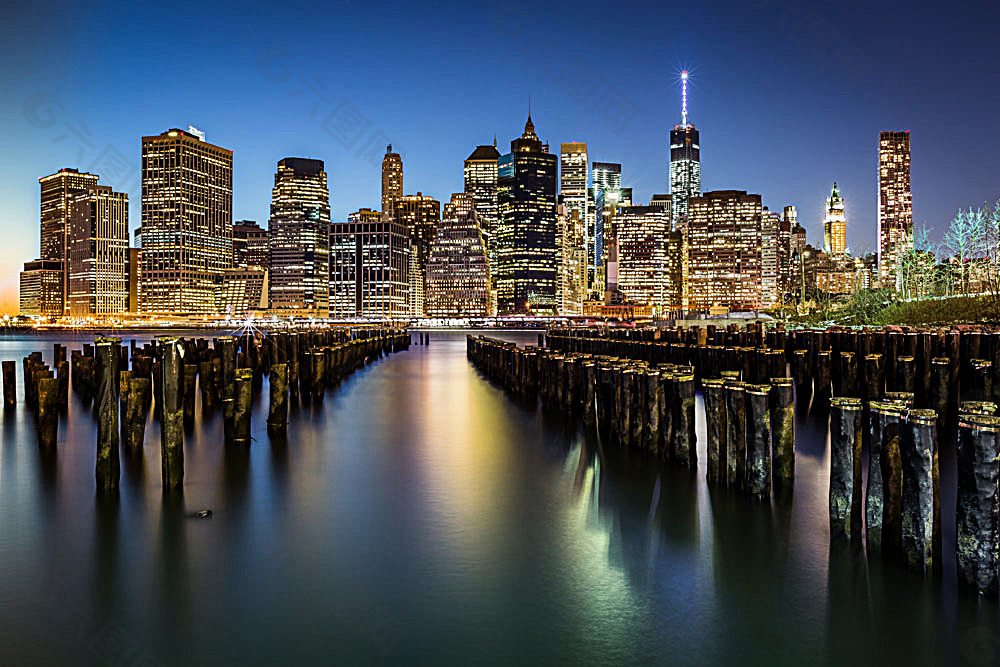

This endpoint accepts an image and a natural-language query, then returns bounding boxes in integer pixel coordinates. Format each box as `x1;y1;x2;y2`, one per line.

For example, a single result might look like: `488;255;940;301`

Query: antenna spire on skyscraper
681;70;689;127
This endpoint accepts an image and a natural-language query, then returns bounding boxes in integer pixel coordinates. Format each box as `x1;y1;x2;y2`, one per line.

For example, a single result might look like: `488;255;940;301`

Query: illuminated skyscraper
425;193;490;317
140;128;233;315
878;131;912;286
268;158;331;316
496;114;558;315
233;220;269;269
67;185;129;316
39;168;100;313
591;161;622;290
669;71;701;229
760;207;780;309
616;203;682;313
381;146;403;217
688;190;762;311
463;143;500;271
556;203;586;315
330;209;411;319
394;193;440;317
19;260;64;317
824;182;847;255
560;143;588;291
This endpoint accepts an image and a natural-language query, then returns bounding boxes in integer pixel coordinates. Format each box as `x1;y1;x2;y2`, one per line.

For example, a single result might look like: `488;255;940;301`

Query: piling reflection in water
0;330;999;664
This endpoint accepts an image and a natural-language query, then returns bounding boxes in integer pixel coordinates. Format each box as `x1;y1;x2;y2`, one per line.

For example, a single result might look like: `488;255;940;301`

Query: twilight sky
1;0;998;312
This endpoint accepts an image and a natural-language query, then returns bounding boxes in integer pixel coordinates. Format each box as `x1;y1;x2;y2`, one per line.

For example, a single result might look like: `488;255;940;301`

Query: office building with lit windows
19;260;64;317
268;158;331;316
139;128;233;315
688;190;762;311
878;131;912;286
824;182;847;256
330;209;411;319
393;193;440;317
560;143;588;289
67;185;129;316
760;207;781;309
382;146;403;217
425;194;490;317
233;220;269;269
463;143;500;272
38;168;100;312
616;204;682;312
496;115;558;315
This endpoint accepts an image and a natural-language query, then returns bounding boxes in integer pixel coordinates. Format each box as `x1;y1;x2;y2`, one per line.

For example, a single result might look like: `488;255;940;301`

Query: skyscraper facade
616;203;682;312
590;161;622;291
688;190;762;311
394;193;440;317
824;182;847;255
463;143;500;273
557;203;587;315
19;260;64;317
496;115;558;315
39;168;100;313
67;185;129;316
560;142;588;291
669;73;701;230
233;220;269;269
760;207;780;309
878;131;912;286
425;194;490;317
139;128;233;315
330;209;411;319
381;146;403;217
268;158;331;316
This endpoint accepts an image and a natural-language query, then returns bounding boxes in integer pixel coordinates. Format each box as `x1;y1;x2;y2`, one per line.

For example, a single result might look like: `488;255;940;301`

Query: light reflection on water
0;330;997;666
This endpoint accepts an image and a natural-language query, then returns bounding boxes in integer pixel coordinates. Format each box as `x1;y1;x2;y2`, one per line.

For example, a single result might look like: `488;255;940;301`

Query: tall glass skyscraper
268;157;331;316
463;143;500;274
139;128;233;315
496;115;558;315
381;146;403;218
878;131;912;286
669;72;701;229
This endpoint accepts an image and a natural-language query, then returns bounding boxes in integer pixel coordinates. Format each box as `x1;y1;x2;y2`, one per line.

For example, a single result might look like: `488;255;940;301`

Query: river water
0;330;998;666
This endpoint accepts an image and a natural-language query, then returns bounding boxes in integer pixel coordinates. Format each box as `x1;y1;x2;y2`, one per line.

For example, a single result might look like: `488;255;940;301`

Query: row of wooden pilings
12;328;411;493
466;335;795;501
476;323;1000;598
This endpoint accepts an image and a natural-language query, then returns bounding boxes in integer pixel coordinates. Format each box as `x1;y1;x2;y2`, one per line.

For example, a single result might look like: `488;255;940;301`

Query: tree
941;208;979;294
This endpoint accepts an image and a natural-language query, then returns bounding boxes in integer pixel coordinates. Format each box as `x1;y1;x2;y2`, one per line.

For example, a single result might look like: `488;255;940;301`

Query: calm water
1;330;998;666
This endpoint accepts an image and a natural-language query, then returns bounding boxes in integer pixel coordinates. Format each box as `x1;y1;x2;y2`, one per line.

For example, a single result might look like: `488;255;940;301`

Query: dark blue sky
2;0;998;308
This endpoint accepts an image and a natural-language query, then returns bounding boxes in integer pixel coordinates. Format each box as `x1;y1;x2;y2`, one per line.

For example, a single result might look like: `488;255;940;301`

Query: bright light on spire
681;70;689;127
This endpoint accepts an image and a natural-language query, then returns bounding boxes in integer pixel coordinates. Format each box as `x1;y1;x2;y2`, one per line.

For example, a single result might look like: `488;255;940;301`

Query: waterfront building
233;220;269;269
382;146;403;217
268;158;331;316
139;128;233;315
66;185;129;316
760;207;781;309
39;168;100;313
496;115;558;315
19;259;63;317
425;194;490;317
878;130;913;287
463;143;500;273
560;143;588;290
616;204;682;313
669;71;701;229
557;203;587;315
824;182;847;256
393;193;440;317
687;190;762;311
217;268;267;316
330;209;411;319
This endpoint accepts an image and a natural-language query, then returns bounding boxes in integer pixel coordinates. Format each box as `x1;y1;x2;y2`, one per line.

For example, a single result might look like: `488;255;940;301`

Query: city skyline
3;0;998;311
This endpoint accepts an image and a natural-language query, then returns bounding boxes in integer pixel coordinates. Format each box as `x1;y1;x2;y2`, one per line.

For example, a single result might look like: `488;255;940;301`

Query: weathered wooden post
643;369;661;454
674;372;696;466
703;378;726;484
36;376;59;449
864;354;882;404
956;414;1000;595
199;359;215;411
267;363;288;435
119;370;131;446
745;384;772;500
2;360;15;408
159;337;184;489
867;401;904;554
724;380;746;489
837;351;856;398
312;350;325;400
829;397;863;541
815;350;832;405
182;364;197;429
970;359;993;402
771;377;795;492
897;355;916;394
56;360;68;408
95;337;121;493
960;401;997;416
901;409;940;573
124;377;149;449
233;369;253;446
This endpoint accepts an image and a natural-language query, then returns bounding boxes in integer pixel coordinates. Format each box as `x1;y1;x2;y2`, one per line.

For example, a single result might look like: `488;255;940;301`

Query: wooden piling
159;337;184;489
901;409;940;573
745;384;772;499
829;397;863;541
267;363;288;435
956;414;1000;596
95;337;121;493
233;369;253;446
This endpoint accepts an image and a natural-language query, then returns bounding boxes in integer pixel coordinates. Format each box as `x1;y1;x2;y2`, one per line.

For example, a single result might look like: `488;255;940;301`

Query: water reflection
0;330;998;665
